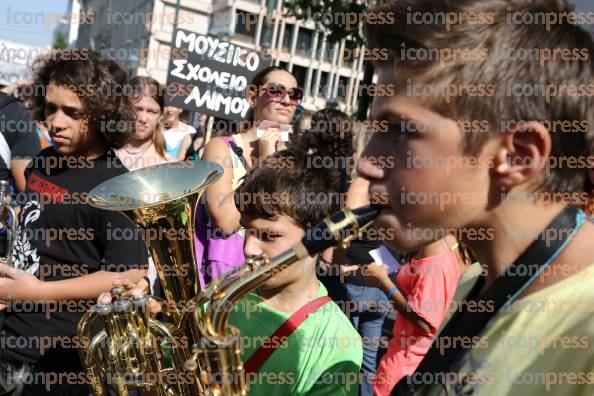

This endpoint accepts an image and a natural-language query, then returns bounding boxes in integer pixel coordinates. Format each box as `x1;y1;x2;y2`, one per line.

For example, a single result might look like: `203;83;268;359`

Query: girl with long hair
115;76;173;171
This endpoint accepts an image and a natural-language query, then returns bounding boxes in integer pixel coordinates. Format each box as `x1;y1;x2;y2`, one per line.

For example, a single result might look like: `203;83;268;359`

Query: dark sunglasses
264;83;304;106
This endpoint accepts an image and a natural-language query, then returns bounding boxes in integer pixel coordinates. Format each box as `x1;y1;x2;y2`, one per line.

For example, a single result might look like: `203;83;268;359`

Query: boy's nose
50;109;70;131
356;154;385;180
243;234;262;257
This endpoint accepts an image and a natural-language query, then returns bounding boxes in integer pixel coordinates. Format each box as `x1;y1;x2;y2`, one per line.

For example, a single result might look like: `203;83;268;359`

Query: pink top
373;248;462;395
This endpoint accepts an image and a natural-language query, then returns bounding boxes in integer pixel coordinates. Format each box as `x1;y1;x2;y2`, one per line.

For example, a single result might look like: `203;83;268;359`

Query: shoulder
23;146;55;174
228;293;262;324
0;97;29;119
202;136;231;160
493;264;594;331
178;122;196;134
306;302;363;374
38;146;57;157
311;292;361;345
91;150;129;177
31;146;58;163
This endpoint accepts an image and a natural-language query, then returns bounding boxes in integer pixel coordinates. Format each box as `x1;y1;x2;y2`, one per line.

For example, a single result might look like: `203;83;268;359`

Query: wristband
386;286;399;300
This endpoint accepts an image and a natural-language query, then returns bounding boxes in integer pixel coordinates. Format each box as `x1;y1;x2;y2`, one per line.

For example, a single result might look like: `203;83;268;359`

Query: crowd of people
0;0;593;395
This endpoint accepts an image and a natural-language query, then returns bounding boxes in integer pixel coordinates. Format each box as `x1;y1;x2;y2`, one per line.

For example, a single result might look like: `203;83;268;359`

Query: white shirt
163;122;196;158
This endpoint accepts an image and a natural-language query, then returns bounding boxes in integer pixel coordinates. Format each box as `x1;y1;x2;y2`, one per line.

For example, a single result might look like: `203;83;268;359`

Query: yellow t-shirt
418;264;594;396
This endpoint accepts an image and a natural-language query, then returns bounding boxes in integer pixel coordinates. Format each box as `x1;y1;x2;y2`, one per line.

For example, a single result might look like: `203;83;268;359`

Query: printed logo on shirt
11;200;41;274
27;173;70;204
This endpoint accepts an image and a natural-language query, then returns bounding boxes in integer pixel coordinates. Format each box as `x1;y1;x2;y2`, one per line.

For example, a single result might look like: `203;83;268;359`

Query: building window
295;28;313;57
156;43;170;70
317;71;329;97
320;43;335;64
235;11;257;40
282;24;294;51
266;0;277;12
292;65;307;88
341;41;357;68
161;5;174;33
337;76;349;100
261;19;274;48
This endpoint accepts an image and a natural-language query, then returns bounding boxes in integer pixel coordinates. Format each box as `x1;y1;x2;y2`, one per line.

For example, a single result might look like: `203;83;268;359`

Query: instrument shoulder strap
220;135;247;171
394;205;582;395
243;295;333;375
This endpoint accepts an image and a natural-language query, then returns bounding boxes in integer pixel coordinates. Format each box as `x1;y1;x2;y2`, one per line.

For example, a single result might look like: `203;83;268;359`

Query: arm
363;263;433;334
6;102;41;192
201;137;241;235
0;263;146;301
345;176;370;208
177;134;191;161
11;159;32;192
42;268;147;300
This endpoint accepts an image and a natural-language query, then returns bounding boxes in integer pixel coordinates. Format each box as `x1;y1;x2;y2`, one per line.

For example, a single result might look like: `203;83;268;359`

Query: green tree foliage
284;0;364;48
284;0;387;48
284;0;387;119
53;31;68;49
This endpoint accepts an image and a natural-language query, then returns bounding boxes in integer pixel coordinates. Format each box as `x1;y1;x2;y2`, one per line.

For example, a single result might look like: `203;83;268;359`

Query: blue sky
0;0;591;48
0;0;70;47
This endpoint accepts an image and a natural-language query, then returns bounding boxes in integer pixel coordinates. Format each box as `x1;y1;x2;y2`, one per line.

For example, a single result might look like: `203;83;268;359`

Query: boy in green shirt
229;148;362;395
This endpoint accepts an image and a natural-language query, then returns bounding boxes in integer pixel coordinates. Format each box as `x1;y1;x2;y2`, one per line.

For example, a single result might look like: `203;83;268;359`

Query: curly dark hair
30;49;135;149
307;108;355;193
235;148;341;229
308;109;354;158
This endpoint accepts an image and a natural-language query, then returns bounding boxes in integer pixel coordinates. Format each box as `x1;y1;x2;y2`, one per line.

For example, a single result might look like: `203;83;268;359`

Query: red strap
243;295;333;375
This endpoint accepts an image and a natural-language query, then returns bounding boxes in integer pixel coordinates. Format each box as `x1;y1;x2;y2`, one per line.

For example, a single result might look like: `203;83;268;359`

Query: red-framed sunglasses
264;83;304;106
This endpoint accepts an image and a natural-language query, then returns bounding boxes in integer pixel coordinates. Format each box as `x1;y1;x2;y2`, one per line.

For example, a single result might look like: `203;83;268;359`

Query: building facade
77;0;367;114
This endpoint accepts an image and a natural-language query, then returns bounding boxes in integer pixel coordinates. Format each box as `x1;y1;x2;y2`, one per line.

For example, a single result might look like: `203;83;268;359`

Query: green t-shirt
419;263;594;396
228;282;363;396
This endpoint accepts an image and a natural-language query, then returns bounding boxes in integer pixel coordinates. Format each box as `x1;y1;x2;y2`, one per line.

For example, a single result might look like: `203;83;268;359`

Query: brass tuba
77;159;379;395
77;160;222;395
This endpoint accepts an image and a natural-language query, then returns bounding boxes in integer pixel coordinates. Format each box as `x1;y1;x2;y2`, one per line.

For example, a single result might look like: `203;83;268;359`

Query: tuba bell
77;160;222;395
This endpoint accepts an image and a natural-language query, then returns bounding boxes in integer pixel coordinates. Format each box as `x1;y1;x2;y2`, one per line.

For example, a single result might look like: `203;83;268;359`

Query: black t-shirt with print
0;147;149;364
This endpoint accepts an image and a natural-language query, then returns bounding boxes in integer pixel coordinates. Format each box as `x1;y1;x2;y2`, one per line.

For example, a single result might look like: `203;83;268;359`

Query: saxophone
186;204;380;396
77;161;379;395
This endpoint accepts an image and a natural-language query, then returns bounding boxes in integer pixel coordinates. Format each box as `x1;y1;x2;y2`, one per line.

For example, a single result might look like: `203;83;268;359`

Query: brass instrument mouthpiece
299;204;380;256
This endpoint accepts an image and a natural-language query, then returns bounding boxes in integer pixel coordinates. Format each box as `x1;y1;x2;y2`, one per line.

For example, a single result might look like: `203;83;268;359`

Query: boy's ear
491;121;551;189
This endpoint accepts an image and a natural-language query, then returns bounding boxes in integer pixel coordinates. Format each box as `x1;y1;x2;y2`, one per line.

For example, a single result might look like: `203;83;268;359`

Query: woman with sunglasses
199;66;303;283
